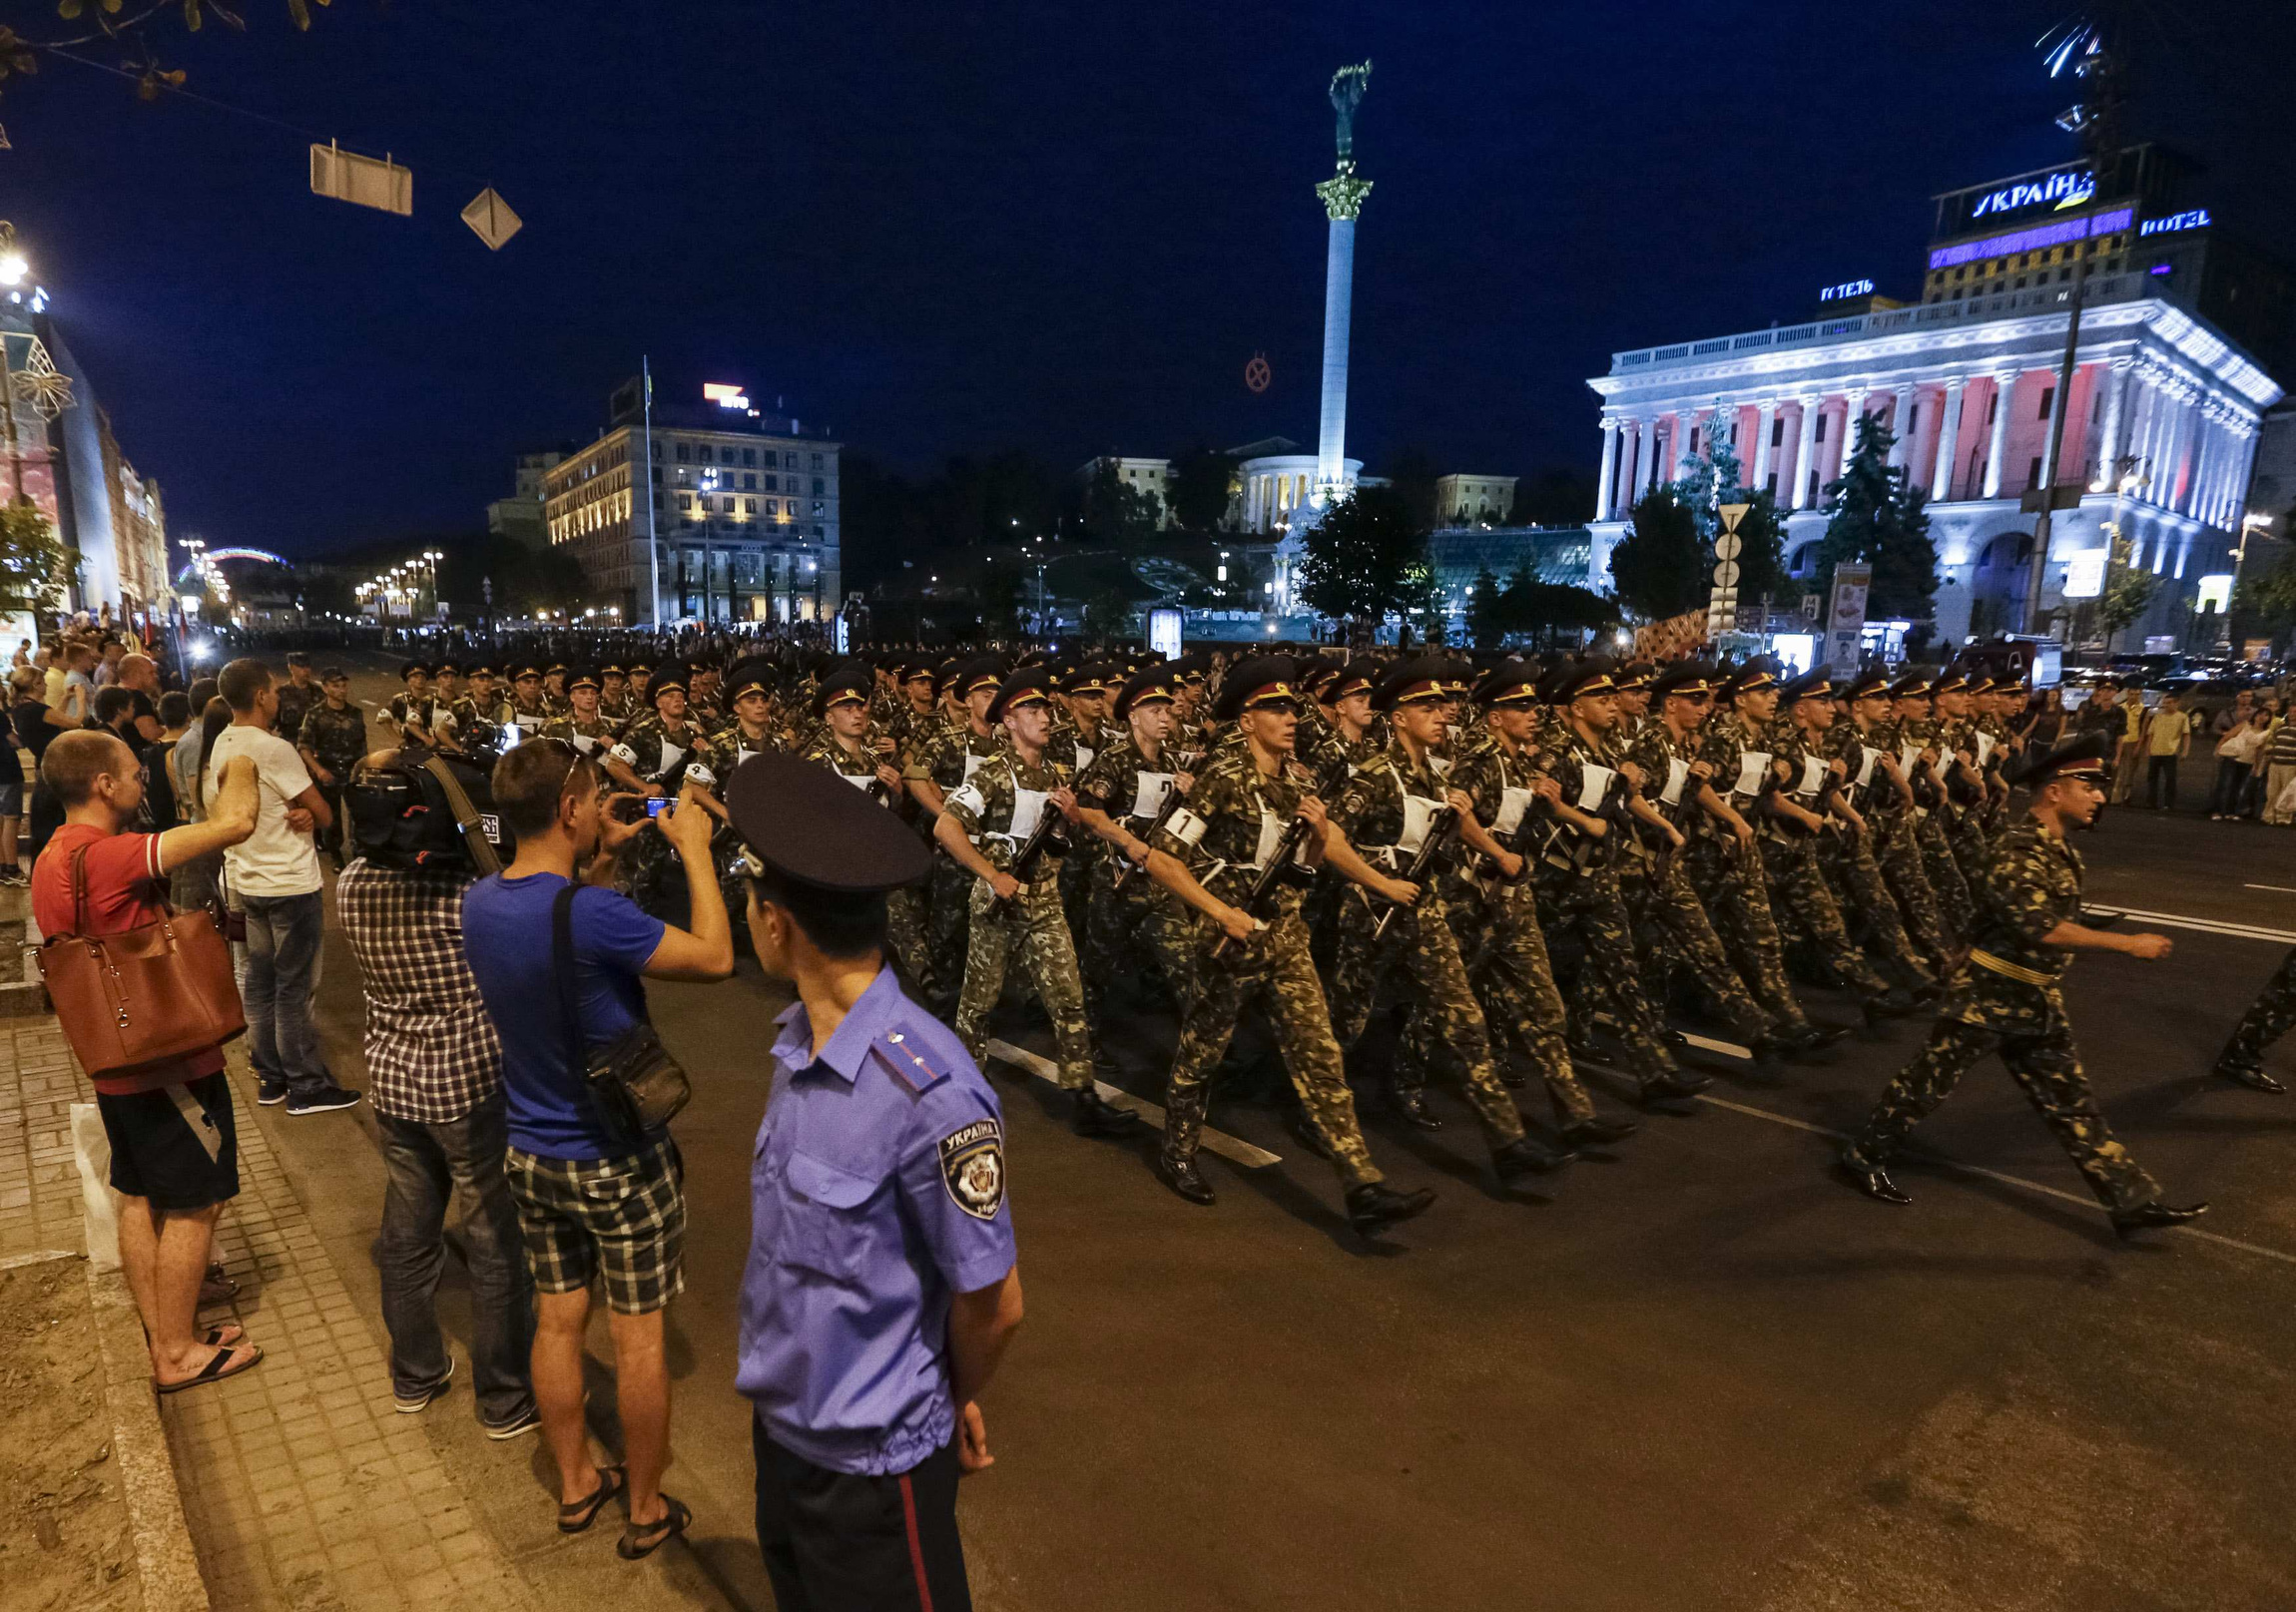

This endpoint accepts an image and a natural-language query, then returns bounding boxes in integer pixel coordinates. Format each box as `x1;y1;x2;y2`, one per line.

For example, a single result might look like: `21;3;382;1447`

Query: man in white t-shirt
208;659;360;1116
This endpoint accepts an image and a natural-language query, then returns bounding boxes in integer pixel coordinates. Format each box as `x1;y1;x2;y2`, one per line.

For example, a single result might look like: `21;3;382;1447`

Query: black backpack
346;748;510;872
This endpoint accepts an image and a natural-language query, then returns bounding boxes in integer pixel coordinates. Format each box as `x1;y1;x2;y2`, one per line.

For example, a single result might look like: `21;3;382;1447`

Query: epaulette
871;1028;953;1098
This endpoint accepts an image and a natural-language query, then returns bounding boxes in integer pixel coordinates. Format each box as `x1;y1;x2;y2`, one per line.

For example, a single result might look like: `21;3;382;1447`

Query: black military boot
1639;1068;1711;1104
1493;1137;1576;1187
2110;1200;2209;1239
1288;1109;1334;1160
1345;1182;1436;1236
1783;1019;1853;1054
1071;1087;1142;1138
1836;1148;1912;1205
1386;1085;1444;1131
1153;1152;1216;1206
1561;1116;1640;1148
2212;1053;2287;1094
1863;986;1920;1025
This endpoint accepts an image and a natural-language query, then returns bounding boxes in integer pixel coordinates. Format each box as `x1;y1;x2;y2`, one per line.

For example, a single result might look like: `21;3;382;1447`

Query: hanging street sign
309;142;412;216
461;189;523;251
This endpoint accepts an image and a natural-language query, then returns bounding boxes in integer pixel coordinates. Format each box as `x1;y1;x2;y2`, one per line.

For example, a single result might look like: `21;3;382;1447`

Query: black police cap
2008;732;2112;790
725;755;931;893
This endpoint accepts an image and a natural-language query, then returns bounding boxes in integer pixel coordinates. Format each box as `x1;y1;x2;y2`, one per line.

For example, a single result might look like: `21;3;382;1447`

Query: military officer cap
1931;669;1970;697
1171;649;1212;687
1113;664;1180;721
626;661;653;681
1780;668;1833;704
601;663;625;679
1211;656;1303;722
811;664;874;719
1963;670;1999;696
399;660;431;681
511;663;543;683
898;659;937;687
950;656;1004;702
1842;669;1894;703
1612;660;1657;696
319;665;349;684
1329;658;1382;702
464;660;497;678
1474;662;1541;708
1296;660;1339;701
566;667;602;694
1888;671;1934;700
1059;661;1120;699
546;661;569;679
1371;656;1455;714
1719;657;1779;700
645;664;690;703
985;666;1056;725
726;755;931;894
1548;656;1620;706
725;658;776;705
2007;731;2112;790
435;659;462;678
1652;660;1719;701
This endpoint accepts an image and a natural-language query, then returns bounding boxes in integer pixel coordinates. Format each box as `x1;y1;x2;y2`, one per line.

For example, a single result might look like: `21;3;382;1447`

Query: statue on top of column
1329;61;1371;162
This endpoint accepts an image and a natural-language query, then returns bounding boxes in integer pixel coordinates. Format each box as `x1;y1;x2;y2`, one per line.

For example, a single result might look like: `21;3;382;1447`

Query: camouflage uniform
1844;820;2162;1212
1424;733;1596;1126
940;748;1096;1093
611;713;718;915
1789;719;1933;988
297;700;368;780
2216;946;2296;1077
387;692;456;748
1150;749;1384;1188
274;680;320;752
911;720;1004;1010
1937;711;1995;886
1621;718;1778;1039
1758;716;1899;997
539;712;621;761
1899;715;1978;937
1529;721;1682;1084
798;731;932;988
1046;718;1113;945
1073;734;1197;1018
1686;713;1817;1035
1840;714;1955;962
1323;743;1527;1143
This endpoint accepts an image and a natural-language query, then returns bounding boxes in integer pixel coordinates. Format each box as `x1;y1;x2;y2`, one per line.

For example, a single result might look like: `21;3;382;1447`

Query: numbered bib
1660;758;1690;806
1732;752;1771;798
1397;791;1441;856
1577;764;1616;812
1493;785;1535;836
1856;747;1882;789
1128;772;1174;819
1798;757;1828;795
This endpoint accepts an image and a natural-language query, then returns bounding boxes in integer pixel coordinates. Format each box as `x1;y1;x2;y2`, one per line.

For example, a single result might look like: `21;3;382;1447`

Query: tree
1669;420;1789;607
1080;462;1162;548
1605;487;1705;621
1298;485;1432;631
1812;412;1939;621
1;2;338;117
1465;563;1507;648
2230;545;2296;653
0;501;73;620
1166;445;1238;533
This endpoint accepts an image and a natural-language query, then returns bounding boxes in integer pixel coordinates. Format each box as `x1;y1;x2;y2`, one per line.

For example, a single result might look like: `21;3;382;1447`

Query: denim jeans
376;1094;536;1425
2146;756;2179;808
239;889;332;1096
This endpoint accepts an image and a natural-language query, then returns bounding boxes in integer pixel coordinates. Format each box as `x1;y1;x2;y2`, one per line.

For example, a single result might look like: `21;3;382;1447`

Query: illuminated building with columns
1586;149;2287;649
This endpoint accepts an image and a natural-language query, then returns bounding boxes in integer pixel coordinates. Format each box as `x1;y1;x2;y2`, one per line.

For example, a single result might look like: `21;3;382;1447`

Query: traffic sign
1712;560;1741;589
1714;532;1743;561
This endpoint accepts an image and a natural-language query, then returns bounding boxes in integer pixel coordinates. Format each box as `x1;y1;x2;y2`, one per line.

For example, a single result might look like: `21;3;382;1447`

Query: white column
1982;372;2017;499
2190;410;2217;524
1594;419;1620;520
2129;369;2161;500
2091;360;2130;490
1932;377;1967;501
1886;384;1916;470
1838;388;1869;479
1790;397;1821;510
1315;215;1359;495
1752;399;1778;491
1624;420;1647;506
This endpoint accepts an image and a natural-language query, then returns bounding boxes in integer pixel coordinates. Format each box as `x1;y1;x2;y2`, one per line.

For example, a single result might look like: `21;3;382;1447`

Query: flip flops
557;1465;626;1535
156;1342;264;1393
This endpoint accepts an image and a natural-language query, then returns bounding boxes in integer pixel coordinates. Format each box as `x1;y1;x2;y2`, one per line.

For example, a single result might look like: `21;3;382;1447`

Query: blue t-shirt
462;871;667;1160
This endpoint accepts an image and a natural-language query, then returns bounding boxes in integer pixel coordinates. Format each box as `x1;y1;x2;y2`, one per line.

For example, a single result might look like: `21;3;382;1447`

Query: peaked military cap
1171;649;1213;686
1212;656;1302;722
1059;661;1120;698
1780;668;1834;704
1550;656;1620;705
434;660;462;678
725;658;776;704
1652;660;1719;701
986;666;1057;725
2007;731;2112;790
600;663;625;679
1112;664;1179;721
1474;662;1541;707
1842;669;1894;702
951;657;1004;702
812;664;873;718
465;662;498;679
645;664;690;703
565;667;602;694
1888;671;1934;700
1370;656;1453;713
511;663;544;682
1330;658;1383;702
1612;660;1657;695
1931;669;1970;697
1720;658;1779;699
399;661;431;681
725;755;931;893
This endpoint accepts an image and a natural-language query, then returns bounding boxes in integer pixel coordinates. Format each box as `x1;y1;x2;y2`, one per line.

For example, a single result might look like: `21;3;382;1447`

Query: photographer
463;740;732;1559
336;746;538;1437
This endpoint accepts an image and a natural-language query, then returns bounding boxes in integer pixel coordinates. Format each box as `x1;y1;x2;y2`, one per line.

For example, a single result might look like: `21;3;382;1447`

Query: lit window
745;499;758;514
677;493;693;510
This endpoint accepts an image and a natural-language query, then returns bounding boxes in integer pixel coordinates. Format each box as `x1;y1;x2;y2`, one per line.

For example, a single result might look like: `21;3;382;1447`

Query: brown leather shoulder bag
37;843;247;1078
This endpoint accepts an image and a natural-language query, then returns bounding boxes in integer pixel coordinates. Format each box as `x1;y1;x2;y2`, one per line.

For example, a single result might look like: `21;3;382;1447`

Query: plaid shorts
504;1138;686;1316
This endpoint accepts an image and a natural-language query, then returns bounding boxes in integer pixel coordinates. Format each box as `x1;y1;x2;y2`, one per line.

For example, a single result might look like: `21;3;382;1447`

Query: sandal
144;1322;246;1349
156;1342;264;1393
557;1465;626;1535
617;1493;691;1560
200;1269;240;1305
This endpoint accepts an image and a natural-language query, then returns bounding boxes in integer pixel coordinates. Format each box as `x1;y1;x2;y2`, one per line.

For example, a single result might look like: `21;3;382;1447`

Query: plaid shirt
335;858;503;1123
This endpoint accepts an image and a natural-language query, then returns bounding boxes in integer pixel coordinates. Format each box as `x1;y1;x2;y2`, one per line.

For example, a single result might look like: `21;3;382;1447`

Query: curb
86;1261;213;1612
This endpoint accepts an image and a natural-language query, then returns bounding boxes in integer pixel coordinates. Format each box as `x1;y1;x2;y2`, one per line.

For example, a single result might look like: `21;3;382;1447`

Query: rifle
1647;762;1704;885
990;778;1069;909
1209;757;1349;959
1370;805;1459;943
1109;747;1204;894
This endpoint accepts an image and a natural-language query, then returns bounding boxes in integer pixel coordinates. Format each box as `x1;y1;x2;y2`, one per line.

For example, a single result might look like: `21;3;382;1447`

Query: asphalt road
284;654;2296;1612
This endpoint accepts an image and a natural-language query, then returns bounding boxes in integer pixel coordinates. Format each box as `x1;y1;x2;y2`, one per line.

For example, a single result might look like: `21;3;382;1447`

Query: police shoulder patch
937;1117;1005;1221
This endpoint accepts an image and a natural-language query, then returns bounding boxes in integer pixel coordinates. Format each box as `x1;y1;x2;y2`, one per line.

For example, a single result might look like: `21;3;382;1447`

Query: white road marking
983;1039;1280;1169
1578;1058;2296;1267
2242;883;2296;894
1681;1032;1753;1061
2106;906;2296;946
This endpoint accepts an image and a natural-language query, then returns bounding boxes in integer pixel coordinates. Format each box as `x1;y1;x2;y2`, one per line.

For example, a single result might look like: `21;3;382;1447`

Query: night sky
6;0;2291;560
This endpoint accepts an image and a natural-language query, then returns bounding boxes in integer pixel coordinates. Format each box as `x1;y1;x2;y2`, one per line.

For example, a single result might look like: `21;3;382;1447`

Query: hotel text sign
1818;279;1876;302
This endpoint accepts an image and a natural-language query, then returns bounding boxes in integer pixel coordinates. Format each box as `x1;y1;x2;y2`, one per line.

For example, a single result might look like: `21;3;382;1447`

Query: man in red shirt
34;728;264;1390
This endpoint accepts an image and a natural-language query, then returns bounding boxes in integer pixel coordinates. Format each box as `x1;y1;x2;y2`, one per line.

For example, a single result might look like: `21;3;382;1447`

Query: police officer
1837;734;2207;1236
720;756;1021;1612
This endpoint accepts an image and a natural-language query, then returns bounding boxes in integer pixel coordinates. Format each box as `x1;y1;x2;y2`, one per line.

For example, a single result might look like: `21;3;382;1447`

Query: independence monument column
1313;61;1373;507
